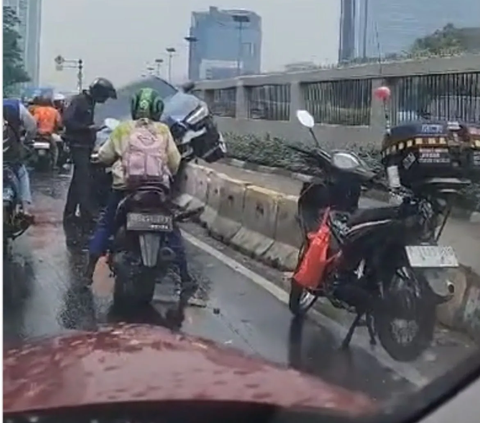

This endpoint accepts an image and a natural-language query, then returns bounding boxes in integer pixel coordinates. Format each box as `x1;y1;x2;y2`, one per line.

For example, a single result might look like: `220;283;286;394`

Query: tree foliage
3;6;30;94
410;24;468;55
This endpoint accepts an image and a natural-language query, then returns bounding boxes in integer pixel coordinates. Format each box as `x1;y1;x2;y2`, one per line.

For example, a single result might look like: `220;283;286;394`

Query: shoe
178;274;198;298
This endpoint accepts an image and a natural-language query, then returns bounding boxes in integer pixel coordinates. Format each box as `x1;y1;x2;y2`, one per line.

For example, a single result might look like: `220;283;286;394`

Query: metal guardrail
194;55;480;125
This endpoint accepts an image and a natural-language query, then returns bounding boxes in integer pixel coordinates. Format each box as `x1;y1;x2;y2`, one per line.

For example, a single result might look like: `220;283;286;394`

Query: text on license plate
126;212;173;232
405;245;459;268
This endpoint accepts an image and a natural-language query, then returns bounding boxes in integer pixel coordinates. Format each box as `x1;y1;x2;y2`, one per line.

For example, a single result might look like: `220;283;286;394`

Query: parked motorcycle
288;110;461;362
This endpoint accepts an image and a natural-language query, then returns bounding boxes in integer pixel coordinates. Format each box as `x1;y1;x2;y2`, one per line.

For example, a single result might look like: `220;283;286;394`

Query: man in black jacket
63;78;117;242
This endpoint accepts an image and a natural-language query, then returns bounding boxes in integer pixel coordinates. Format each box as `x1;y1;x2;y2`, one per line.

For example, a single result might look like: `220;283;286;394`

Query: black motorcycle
288;110;461;362
105;184;199;307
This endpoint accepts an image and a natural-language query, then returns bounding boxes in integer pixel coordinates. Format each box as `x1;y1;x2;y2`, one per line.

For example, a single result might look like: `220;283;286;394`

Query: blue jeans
88;190;190;280
7;164;32;205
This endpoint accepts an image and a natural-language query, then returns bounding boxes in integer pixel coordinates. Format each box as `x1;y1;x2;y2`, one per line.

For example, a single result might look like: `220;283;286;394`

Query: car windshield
161;92;203;121
4;2;480;423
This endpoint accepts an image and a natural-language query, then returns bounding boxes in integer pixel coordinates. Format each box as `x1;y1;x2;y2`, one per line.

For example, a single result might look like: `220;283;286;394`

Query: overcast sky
40;0;340;90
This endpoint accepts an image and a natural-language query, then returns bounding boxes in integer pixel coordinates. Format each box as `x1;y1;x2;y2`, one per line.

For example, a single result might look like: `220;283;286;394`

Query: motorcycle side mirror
181;81;195;93
104;118;120;131
296;110;315;128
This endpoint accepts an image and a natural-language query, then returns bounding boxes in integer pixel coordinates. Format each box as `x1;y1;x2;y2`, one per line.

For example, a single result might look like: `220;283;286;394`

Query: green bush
224;133;480;212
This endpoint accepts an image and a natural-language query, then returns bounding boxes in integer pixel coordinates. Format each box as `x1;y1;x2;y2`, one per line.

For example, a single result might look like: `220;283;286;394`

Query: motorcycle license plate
126;212;173;232
38;149;47;156
405;246;459;268
34;142;50;149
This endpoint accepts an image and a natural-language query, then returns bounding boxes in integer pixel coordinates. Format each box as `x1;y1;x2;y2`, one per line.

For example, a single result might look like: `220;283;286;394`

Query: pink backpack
122;122;171;190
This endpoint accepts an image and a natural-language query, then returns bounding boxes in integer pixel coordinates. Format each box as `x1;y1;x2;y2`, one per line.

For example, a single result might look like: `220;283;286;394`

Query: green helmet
130;88;164;121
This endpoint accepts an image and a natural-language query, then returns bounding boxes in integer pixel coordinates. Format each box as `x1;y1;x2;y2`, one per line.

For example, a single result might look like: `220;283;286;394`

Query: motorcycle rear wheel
374;266;435;362
113;268;156;309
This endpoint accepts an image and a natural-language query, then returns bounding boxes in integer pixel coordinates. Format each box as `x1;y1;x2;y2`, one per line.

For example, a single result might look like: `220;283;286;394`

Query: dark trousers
64;146;94;222
89;189;191;281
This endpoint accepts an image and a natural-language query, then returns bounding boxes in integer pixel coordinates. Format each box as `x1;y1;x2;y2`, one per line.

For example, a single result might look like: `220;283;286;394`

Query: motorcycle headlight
185;103;209;125
332;152;360;170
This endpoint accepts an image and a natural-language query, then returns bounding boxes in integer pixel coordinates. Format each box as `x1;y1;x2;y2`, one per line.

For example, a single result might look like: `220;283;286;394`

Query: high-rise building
187;6;262;80
351;0;480;59
4;0;42;85
338;0;356;63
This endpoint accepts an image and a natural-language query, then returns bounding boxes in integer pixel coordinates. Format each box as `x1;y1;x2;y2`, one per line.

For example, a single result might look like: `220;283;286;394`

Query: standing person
62;78;117;242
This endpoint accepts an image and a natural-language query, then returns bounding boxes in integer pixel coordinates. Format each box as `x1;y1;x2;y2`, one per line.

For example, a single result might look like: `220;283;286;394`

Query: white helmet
53;92;66;101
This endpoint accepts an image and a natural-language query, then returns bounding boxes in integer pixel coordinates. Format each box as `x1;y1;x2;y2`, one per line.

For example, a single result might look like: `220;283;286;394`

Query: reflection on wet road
3;173;477;405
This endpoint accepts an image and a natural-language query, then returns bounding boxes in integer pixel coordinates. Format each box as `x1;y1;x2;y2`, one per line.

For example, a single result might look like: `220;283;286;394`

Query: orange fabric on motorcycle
33;106;62;135
293;208;332;290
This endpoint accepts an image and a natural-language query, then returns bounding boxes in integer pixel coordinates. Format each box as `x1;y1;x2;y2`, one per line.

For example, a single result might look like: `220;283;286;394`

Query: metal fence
303;79;372;126
391;72;480;124
209;88;237;118
246;84;290;121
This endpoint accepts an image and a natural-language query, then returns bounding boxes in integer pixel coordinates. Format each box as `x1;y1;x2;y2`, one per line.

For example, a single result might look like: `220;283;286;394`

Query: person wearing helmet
85;88;195;293
3;98;37;216
31;94;63;169
62;77;117;241
53;92;66;116
28;95;42;115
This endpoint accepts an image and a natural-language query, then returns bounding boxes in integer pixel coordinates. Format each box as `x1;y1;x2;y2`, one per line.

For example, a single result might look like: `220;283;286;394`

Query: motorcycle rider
62;77;117;238
31;94;63;169
85;88;196;293
3;98;37;216
53;92;66;116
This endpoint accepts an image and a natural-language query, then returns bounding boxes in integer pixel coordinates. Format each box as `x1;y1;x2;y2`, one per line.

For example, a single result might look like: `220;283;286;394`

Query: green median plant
224;132;480;212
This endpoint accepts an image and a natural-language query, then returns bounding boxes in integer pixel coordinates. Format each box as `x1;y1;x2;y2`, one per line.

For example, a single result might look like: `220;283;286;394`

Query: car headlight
185;103;209;125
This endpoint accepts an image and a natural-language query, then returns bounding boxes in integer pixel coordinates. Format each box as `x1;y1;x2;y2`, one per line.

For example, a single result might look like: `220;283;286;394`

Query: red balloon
374;86;391;101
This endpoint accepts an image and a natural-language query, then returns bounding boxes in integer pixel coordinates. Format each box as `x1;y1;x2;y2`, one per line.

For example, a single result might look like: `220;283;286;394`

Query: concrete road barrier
230;185;280;259
179;162;480;342
208;174;249;243
264;194;303;271
176;164;211;210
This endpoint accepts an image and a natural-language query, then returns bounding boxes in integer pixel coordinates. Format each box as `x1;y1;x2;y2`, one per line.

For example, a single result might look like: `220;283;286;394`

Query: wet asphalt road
3;172;477;405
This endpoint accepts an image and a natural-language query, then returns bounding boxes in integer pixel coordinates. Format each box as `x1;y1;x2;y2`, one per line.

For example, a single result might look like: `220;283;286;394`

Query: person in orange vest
31;95;63;168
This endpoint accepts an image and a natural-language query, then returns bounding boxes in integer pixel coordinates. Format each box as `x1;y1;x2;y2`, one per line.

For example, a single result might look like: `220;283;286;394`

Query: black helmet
89;77;117;103
39;95;53;106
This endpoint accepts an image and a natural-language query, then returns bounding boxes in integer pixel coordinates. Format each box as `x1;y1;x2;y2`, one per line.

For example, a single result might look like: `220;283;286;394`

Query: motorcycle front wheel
288;243;319;316
374;265;436;362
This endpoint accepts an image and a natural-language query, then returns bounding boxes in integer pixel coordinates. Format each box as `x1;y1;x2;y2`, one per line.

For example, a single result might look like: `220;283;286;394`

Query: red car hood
4;324;377;416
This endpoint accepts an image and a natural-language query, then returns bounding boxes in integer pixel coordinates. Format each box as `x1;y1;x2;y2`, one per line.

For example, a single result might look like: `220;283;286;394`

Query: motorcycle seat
347;205;400;227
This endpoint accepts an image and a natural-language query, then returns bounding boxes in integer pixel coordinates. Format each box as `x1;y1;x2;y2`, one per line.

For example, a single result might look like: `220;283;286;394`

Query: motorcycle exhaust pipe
159;247;176;263
447;281;455;295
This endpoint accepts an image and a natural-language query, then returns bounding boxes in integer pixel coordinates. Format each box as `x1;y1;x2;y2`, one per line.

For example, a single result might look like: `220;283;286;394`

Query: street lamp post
232;15;250;77
154;58;164;77
54;55;84;91
166;47;176;82
146;65;155;76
